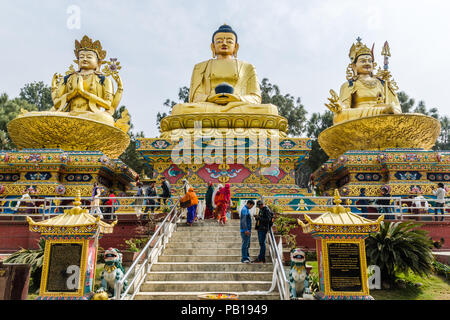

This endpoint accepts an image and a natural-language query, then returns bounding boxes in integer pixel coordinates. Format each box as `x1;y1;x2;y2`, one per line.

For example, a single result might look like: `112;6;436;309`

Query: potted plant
272;214;298;265
120;237;149;266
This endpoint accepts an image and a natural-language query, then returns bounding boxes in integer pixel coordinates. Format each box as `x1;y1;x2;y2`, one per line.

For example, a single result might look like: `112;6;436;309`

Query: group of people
240;200;274;264
181;181;232;226
135;176;172;218
90;183;118;219
356;183;447;221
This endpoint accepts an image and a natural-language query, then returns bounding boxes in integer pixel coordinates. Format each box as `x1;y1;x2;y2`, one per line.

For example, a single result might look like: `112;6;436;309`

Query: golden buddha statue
49;35;123;126
171;24;278;116
160;25;287;138
325;38;401;125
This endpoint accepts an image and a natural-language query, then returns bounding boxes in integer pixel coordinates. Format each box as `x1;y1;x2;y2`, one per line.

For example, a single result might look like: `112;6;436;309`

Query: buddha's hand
325;89;343;113
207;93;241;105
378;104;401;114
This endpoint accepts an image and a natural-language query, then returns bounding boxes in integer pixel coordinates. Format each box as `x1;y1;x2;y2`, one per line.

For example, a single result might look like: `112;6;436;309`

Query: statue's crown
74;35;107;61
349;37;373;62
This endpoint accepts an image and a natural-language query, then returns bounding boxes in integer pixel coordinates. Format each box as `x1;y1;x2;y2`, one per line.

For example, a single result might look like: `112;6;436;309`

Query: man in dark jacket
159;177;171;205
144;181;157;214
253;200;273;263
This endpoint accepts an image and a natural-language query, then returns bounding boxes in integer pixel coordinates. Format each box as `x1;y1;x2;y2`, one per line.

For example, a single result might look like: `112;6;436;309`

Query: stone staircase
134;219;280;300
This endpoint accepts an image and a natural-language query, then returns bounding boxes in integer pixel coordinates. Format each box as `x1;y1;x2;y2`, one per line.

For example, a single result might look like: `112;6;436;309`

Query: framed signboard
40;240;88;298
322;239;369;297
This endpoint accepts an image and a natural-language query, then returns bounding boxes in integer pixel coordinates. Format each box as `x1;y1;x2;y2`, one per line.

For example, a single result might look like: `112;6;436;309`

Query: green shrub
366;221;434;284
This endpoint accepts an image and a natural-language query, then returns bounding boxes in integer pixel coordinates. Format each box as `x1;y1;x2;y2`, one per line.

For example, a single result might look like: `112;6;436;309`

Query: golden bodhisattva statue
318;38;440;159
325;38;401;125
7;35;130;158
160;25;287;138
50;35;123;126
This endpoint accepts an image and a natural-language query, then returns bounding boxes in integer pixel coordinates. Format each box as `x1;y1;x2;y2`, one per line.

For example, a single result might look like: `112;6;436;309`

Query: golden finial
73;190;82;207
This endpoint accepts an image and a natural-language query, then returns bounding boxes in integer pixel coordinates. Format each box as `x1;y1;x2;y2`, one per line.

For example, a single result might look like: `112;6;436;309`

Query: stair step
134;291;280;300
166;242;245;249
163;248;265;255
146;271;273;281
151;262;274;272
170;236;259;242
158;255;269;262
140;281;274;292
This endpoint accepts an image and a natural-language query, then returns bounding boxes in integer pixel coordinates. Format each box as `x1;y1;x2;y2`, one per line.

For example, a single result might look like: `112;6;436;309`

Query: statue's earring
211;43;216;58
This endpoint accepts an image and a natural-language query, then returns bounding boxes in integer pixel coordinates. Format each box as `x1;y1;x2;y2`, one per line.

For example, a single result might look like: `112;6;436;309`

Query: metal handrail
267;228;290;300
114;199;181;300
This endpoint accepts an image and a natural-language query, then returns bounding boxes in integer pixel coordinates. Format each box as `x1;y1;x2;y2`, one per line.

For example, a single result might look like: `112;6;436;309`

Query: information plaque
327;242;362;292
46;243;83;293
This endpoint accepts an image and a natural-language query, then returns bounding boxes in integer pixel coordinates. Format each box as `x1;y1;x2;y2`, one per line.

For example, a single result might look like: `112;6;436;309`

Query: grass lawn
306;261;449;300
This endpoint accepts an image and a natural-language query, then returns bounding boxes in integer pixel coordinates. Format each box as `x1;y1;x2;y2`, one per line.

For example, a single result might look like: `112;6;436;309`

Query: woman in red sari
216;184;231;225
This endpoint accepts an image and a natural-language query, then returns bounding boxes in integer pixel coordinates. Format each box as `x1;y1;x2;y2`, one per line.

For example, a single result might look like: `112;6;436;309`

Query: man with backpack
253;200;273;263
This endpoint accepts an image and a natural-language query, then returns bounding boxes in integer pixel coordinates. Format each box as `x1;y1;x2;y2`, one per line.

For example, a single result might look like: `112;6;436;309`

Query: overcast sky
1;0;449;138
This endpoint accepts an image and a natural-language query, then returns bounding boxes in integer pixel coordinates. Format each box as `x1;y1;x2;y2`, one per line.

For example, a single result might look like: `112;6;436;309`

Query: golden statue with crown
7;35;130;158
318;38;440;159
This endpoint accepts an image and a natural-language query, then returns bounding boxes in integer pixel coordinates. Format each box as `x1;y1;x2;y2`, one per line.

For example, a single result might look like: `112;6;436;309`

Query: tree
19;81;53;111
0;93;37;149
260;78;307;136
156;86;189;130
365;221;434;286
113;105;152;177
297;111;333;187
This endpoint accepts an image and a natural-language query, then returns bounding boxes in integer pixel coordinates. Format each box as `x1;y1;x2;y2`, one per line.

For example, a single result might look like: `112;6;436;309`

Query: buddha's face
211;32;238;58
353;54;373;76
78;50;99;71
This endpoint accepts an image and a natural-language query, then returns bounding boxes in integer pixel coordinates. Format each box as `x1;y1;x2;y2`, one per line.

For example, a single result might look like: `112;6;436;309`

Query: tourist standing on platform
181;187;198;226
144;181;157;215
204;182;215;219
216;184;231;225
432;183;446;221
135;182;144;217
253;200;273;263
91;187;103;218
104;191;117;220
160;177;172;205
377;187;394;219
356;188;369;218
240;200;255;263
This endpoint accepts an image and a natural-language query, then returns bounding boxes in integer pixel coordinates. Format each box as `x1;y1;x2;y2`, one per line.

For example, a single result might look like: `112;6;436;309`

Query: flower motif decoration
377;153;387;163
102;58;121;80
0;185;5;195
338;155;348;164
381;184;391;193
55;184;66;195
0;153;9;162
99;155;109;165
340;187;350;196
27;154;42;163
60;153;70;163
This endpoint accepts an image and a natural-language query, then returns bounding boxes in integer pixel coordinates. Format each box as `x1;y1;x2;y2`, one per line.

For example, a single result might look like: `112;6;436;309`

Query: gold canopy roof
298;189;383;234
27;191;117;235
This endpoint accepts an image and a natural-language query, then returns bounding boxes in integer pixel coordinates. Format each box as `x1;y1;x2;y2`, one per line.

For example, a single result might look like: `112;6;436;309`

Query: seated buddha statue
171;24;278;116
325;38;401;125
49;35;123;126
